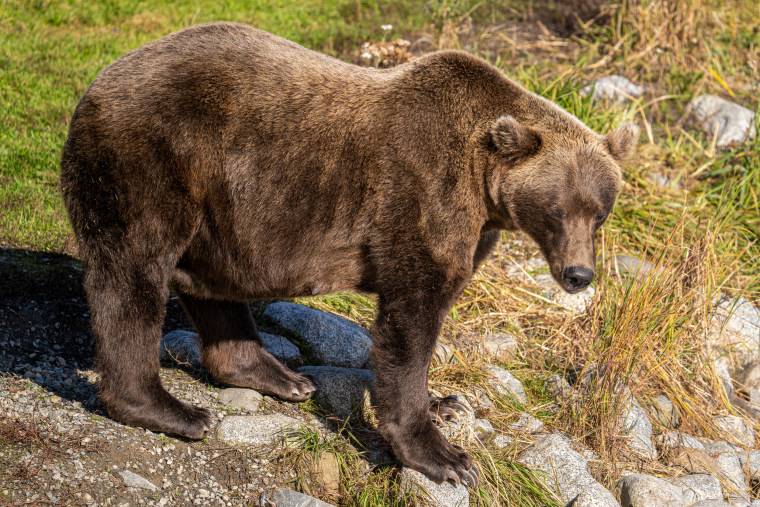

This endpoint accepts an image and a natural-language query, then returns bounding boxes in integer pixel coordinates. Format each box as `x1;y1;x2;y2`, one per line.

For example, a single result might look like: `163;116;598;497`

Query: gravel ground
0;247;303;506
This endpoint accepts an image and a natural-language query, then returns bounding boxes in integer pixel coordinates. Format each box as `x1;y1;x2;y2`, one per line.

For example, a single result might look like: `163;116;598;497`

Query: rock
481;332;519;361
736;450;760;479
508;413;544;434
714;360;735;399
703;440;742;454
688;95;756;148
486;365;527;403
217;414;303;446
715;452;749;502
690;501;732;507
613;474;684;507
264;302;372;368
621;392;657;459
433;342;456;364
266;488;334;507
218;388;262;412
399;468;469;507
259;332;303;366
465;386;494;411
159;330;201;367
493;434;514;448
310;451;340;494
668;474;722;505
545;374;572;399
658;431;706;450
533;273;595;314
297;366;375;421
518;433;617;505
649;172;680;190
574;483;623;507
504;257;549;279
581;75;645;102
713;415;754;447
670;448;720;475
709;295;760;378
648;393;680;428
119;470;159;492
744;363;760;391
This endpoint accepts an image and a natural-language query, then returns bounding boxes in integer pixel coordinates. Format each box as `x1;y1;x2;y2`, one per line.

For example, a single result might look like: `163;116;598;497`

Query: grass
3;0;760;504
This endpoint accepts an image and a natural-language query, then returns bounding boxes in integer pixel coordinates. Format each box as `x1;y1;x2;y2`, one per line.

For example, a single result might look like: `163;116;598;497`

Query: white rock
648;393;680;428
691;501;733;507
703;440;742;454
574;482;623;507
119;470;159;491
688;95;756;148
219;388;262;412
736;450;760;480
486;365;527;403
508;413;544;434
493;434;514;449
621;391;657;459
259;332;303;365
433;342;456;364
400;468;469;507
264;302;372;368
533;273;595;314
743;363;760;391
581;75;645;102
266;488;334;506
668;474;722;505
217;414;303;446
614;474;684;507
518;433;617;505
714;415;754;447
482;332;519;361
709;297;760;377
297;366;374;421
715;452;749;502
159;330;201;367
658;431;706;450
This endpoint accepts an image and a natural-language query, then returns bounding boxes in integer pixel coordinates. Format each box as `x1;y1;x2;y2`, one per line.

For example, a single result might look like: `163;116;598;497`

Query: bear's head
487;115;638;294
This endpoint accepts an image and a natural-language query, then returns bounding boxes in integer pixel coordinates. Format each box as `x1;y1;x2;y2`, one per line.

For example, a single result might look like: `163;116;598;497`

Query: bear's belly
171;241;367;301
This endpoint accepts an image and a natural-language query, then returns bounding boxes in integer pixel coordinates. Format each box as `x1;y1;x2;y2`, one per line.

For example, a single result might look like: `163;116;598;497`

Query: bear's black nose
563;266;594;290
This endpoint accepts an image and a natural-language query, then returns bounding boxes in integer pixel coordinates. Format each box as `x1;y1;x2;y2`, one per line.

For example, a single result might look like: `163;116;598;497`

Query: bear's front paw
385;417;479;487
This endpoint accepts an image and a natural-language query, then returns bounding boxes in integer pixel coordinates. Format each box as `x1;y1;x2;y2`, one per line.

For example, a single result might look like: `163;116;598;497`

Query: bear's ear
490;115;542;163
604;123;639;164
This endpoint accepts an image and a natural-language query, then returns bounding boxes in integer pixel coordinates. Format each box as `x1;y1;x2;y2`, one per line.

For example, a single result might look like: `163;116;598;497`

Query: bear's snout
562;265;594;292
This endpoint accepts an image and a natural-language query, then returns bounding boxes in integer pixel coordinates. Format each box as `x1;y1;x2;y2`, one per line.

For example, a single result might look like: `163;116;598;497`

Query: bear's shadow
0;247;195;415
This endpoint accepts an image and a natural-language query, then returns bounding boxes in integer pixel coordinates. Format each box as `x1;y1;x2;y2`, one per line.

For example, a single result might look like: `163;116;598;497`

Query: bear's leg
177;294;315;401
87;256;213;439
372;294;479;486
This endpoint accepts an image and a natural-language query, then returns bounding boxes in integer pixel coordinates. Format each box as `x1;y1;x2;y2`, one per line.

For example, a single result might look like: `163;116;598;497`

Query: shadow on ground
0;247;193;414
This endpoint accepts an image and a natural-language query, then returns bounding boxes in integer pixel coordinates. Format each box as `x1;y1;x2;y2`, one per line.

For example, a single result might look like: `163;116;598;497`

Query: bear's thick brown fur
60;22;637;485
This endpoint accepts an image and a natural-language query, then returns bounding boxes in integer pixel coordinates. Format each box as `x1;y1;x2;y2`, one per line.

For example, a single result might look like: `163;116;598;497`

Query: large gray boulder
217;414;303;446
668;474;722;505
399;468;469;507
614;474;684;507
708;295;760;378
297;366;375;421
518;433;617;505
620;391;657;459
486;365;527;403
265;488;334;507
688;95;756;148
264;302;372;368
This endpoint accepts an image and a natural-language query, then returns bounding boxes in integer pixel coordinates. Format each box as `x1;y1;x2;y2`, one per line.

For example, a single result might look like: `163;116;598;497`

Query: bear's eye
549;208;566;221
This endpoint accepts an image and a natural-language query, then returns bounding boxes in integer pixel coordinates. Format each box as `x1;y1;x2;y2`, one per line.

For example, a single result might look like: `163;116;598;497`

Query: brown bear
60;22;637;486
